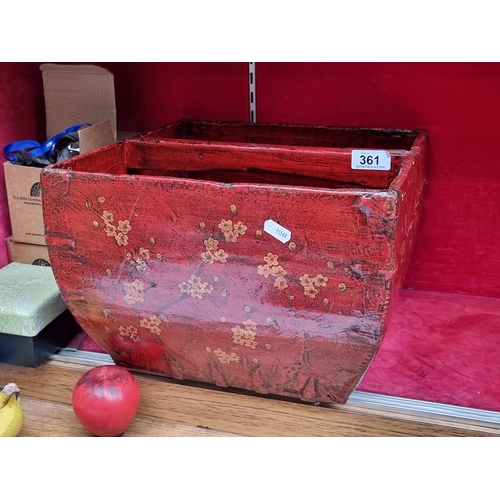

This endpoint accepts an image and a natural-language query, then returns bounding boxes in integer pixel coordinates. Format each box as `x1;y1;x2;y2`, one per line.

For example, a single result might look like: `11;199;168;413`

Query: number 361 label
351;150;391;171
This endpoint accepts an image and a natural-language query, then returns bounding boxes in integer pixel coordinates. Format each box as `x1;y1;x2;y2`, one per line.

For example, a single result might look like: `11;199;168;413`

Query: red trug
41;120;427;404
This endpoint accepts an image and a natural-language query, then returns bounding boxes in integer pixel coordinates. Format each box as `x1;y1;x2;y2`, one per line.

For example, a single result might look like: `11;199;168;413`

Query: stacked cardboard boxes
1;64;119;364
4;64;117;266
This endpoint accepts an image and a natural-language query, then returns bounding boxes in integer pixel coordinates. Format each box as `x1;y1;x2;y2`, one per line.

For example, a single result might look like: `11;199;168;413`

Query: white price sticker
351;150;391;171
263;219;291;243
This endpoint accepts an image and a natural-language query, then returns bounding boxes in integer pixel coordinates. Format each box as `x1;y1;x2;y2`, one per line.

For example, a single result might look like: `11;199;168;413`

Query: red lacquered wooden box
41;120;428;404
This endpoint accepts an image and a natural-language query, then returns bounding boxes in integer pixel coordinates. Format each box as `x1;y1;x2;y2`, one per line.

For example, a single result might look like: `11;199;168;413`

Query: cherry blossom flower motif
188;276;203;292
126;252;149;271
124;294;136;305
312;274;328;287
101;211;114;224
124;290;144;304
199;282;214;295
263;252;279;267
124;279;145;293
270;265;287;278
104;224;117;237
179;275;214;298
244;337;258;349
232;322;258;349
231;325;246;337
233;221;247;235
118;326;131;337
204;238;219;251
273;277;288;290
134;259;147;272
149;326;161;335
242;319;257;331
119;325;139;342
303;285;319;298
139;315;162;335
188;275;202;287
117;219;132;234
228;352;242;363
148;316;161;327
201;251;215;264
232;331;257;349
213;249;228;263
257;264;273;278
132;290;145;301
218;219;233;233
201;241;227;263
115;232;129;246
123;279;145;304
213;348;241;364
299;274;313;287
223;230;238;242
138;247;150;259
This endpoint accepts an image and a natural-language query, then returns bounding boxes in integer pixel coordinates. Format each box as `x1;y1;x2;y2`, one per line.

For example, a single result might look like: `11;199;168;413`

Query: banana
0;383;24;437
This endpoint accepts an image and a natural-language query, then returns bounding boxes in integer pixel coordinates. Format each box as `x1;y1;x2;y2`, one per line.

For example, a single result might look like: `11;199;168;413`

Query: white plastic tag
351;150;391;171
264;219;291;243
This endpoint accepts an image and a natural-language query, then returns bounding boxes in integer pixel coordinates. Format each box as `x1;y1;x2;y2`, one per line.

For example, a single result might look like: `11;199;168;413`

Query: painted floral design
231;319;258;349
118;325;140;342
123;279;145;305
257;264;273;278
273;276;288;291
117;220;132;234
263;252;279;267
201;238;229;264
212;348;241;364
179;275;214;299
299;273;329;299
98;207;132;247
115;232;129;246
257;253;288;290
139;315;162;335
126;247;152;272
101;211;114;224
218;219;247;242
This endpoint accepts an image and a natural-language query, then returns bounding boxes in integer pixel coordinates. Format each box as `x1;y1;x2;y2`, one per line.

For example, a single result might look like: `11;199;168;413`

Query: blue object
3;123;91;164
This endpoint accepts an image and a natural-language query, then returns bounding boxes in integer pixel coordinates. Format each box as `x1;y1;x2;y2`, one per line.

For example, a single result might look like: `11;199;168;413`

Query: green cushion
0;262;67;337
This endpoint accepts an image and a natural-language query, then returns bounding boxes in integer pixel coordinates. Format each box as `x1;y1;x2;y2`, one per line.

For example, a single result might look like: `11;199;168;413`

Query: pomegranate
72;365;141;436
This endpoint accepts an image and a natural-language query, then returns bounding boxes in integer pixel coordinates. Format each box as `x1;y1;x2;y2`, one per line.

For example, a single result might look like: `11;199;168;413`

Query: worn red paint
41;121;427;404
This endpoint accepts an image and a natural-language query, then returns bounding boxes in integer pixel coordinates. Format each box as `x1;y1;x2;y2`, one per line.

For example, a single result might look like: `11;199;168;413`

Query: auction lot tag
351;150;391;171
264;219;291;243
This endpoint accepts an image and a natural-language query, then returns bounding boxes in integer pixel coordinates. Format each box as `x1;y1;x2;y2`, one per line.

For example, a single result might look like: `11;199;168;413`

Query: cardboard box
3;163;45;245
6;236;51;266
4;64;117;245
0;262;80;367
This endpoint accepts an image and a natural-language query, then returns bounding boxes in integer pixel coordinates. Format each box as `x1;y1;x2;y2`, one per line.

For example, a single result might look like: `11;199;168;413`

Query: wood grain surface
0;361;495;437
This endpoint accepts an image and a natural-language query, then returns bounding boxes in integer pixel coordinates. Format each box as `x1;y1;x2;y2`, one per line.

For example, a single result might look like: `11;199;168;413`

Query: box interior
145;120;419;149
52;122;417;190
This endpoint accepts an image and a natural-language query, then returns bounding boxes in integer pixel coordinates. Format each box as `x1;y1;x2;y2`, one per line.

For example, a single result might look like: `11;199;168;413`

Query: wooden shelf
2;358;499;437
